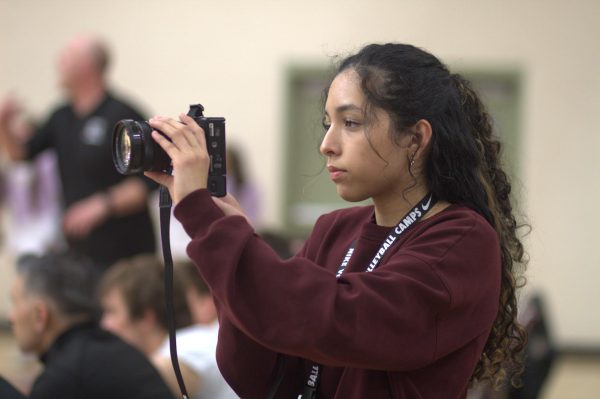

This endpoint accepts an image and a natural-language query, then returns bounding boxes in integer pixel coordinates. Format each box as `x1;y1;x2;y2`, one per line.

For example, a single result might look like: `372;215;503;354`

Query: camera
112;104;226;197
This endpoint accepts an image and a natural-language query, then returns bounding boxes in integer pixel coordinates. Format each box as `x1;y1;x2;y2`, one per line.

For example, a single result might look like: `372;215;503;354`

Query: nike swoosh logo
422;195;433;211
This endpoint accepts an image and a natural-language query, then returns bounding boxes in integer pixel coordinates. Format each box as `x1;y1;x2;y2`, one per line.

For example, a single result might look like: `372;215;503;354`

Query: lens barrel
112;120;170;174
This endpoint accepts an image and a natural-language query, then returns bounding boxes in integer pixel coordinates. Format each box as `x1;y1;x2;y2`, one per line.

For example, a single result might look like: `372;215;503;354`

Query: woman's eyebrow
336;104;362;113
325;104;363;117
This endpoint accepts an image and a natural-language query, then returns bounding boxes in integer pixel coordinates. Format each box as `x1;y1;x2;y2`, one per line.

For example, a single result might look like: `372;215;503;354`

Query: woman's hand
144;113;253;226
144;113;209;204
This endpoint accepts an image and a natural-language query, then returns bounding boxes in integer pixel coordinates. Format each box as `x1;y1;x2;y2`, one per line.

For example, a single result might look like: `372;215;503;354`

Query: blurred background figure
99;254;237;398
0;35;156;269
226;145;262;227
468;294;557;399
0;119;63;257
508;294;557;399
7;252;174;398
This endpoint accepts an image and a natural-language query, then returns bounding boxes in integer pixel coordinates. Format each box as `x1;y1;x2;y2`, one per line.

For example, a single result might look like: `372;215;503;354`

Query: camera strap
299;193;436;399
159;185;190;399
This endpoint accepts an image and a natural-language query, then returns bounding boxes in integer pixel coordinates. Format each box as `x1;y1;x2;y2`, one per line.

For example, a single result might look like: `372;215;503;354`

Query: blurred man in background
0;35;155;268
7;252;174;398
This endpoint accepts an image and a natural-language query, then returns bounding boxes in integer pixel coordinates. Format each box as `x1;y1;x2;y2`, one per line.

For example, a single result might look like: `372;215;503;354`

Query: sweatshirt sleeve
175;190;305;398
175;190;500;373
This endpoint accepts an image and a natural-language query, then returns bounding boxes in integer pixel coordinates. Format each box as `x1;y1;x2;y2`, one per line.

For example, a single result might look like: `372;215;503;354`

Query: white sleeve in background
159;323;239;399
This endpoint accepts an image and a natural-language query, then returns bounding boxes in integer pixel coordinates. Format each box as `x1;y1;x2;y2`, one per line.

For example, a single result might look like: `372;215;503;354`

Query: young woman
146;43;527;399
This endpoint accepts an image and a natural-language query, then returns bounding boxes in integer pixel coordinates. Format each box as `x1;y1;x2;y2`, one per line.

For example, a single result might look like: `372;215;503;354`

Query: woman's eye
322;121;331;131
344;119;361;128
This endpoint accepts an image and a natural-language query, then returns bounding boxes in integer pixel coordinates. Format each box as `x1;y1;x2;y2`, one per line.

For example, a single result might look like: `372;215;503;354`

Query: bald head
57;35;110;90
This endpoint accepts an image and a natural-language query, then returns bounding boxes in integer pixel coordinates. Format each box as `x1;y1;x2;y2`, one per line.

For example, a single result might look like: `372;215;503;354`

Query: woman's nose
320;126;339;157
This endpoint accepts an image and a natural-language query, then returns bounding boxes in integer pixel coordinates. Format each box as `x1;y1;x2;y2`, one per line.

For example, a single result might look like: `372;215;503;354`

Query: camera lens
112;119;172;175
117;129;132;168
112;120;146;174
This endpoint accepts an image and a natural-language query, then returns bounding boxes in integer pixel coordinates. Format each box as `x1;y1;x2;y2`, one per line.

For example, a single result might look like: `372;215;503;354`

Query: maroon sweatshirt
174;189;501;399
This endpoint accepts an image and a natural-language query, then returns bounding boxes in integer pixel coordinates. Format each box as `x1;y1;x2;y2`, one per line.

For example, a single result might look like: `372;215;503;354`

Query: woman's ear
410;119;433;159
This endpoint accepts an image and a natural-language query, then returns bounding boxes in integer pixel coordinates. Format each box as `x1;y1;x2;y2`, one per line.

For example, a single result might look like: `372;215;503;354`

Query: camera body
112;104;226;197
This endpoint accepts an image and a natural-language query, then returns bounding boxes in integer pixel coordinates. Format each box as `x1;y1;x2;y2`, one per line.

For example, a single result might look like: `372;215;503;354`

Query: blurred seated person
100;255;235;398
170;261;238;398
7;252;174;399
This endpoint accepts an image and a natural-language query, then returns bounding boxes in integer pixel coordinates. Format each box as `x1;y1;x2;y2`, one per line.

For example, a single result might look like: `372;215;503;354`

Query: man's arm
63;177;150;239
0;97;28;161
104;176;151;217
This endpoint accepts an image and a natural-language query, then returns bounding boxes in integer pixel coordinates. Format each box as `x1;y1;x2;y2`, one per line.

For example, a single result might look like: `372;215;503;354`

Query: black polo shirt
26;92;156;267
31;323;175;399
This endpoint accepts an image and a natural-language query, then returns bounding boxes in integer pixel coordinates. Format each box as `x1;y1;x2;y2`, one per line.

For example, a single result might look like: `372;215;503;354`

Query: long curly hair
333;43;528;388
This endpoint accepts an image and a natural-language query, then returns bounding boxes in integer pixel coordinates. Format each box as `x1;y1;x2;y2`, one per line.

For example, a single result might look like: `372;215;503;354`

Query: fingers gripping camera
112;104;227;197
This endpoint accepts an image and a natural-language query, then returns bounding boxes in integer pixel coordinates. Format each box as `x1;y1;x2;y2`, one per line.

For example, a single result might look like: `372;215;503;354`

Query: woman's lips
327;165;346;181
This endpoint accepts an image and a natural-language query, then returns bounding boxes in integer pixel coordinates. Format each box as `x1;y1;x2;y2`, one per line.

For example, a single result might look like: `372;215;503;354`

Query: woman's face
320;68;412;203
